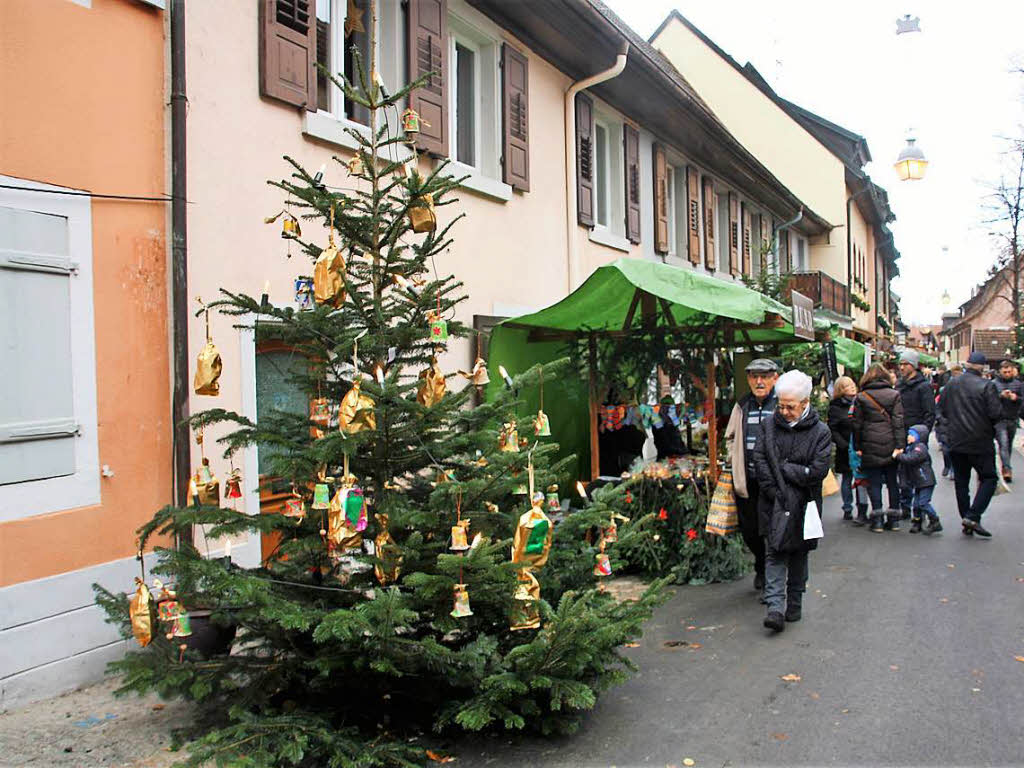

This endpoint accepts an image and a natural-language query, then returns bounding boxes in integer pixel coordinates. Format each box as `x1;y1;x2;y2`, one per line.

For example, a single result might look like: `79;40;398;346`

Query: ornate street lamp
894;137;928;181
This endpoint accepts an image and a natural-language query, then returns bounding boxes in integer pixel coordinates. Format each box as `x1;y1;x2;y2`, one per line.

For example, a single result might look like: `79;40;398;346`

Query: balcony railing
785;271;850;317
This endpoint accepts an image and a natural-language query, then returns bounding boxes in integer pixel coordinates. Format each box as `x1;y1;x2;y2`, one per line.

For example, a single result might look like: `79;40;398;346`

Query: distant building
941;265;1018;364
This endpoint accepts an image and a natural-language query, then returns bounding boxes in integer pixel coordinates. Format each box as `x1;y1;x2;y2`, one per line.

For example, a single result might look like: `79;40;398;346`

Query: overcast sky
603;0;1024;325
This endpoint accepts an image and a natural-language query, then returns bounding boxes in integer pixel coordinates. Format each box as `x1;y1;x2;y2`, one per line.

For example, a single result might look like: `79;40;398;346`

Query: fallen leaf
808;691;820;700
947;563;956;569
688;643;702;650
683;759;696;767
425;751;455;763
772;733;788;741
1015;656;1024;663
841;708;850;714
624;642;640;648
151;704;165;711
889;665;900;671
780;674;801;682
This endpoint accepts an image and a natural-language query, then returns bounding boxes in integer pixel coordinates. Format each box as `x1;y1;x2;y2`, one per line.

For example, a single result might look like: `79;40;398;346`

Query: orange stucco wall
0;0;170;586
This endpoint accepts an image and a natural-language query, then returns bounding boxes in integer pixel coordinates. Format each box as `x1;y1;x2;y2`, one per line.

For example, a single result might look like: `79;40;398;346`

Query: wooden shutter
576;92;594;227
742;204;752;275
501;44;530;191
624;124;641;244
653;144;669;254
259;0;317;111
760;217;771;272
408;0;449;157
728;193;739;276
686;166;700;265
702;177;715;270
0;207;77;485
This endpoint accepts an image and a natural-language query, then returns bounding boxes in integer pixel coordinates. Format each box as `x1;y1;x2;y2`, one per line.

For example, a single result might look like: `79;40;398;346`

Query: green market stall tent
486;258;833;483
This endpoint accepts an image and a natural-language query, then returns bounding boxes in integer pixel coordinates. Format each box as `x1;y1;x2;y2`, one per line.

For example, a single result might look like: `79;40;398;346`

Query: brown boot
1003;468;1013;483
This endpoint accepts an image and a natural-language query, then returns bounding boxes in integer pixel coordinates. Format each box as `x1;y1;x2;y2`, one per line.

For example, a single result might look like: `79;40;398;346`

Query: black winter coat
828;395;854;474
852;381;905;468
993;376;1024;422
939;368;1002;453
751;407;833;554
895;423;936;489
896;373;935;432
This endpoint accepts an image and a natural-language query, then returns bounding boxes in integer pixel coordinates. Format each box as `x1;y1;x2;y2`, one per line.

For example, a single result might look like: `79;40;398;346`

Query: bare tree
983;138;1024;355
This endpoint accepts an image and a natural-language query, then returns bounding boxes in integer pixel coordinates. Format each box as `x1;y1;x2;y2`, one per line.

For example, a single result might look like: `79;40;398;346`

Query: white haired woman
751;369;833;633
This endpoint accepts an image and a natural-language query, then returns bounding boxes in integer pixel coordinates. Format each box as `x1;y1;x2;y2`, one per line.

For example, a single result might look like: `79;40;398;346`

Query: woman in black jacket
852;364;905;532
828;376;861;522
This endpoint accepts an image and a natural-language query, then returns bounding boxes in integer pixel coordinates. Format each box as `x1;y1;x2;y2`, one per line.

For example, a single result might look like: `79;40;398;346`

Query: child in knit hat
893;424;942;534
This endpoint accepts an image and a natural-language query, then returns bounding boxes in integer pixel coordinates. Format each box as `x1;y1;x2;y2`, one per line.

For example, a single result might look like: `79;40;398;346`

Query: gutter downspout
170;0;191;544
772;208;803;270
565;42;629;292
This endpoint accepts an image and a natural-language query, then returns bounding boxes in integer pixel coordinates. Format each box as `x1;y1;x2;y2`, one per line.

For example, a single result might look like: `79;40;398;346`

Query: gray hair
775;369;812;400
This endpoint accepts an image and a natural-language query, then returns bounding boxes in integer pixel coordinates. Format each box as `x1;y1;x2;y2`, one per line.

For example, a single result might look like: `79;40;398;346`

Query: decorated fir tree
96;50;665;767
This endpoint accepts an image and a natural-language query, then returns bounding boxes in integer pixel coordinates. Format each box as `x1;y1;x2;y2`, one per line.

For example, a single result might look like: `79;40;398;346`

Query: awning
834;335;866;371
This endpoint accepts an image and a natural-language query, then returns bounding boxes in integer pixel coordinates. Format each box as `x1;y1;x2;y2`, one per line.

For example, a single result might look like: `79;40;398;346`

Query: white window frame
665;164;677;260
449;36;482;170
304;0;411;162
588;107;628;251
0;177;99;522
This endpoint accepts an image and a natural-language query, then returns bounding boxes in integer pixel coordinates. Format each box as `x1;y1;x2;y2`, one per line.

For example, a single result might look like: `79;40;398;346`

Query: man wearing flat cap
725;358;778;594
938;351;1002;536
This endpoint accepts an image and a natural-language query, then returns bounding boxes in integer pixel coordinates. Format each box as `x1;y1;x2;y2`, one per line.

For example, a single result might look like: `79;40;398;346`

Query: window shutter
259;0;317;111
686;166;700;265
653;144;669;254
623;124;641;244
0;206;77;485
408;0;449;157
742;204;752;275
576;92;594;227
760;217;771;272
702;177;715;270
501;43;530;191
728;193;739;276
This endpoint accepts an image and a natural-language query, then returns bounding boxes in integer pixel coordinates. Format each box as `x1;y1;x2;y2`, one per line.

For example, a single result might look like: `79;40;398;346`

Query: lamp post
894;137;928;181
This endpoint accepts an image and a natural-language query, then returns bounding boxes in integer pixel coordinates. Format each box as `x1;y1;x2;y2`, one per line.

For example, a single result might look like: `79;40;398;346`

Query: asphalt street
458;443;1024;767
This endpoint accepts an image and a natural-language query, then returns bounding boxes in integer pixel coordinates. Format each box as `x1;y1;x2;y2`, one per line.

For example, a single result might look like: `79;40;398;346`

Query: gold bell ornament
347;153;364;176
338;378;376;434
450;519;470;551
193;302;222;396
374;513;403;586
265;208;302;240
408;193;437;233
129;577;153;647
417;357;447;407
499;421;520;452
450;583;473;618
534;367;551;436
309;396;331;439
313;205;346;307
510;569;541;631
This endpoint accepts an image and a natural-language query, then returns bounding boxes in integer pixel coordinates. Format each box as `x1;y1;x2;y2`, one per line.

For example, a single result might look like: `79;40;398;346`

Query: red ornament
658;508;668;521
625;491;633;504
686;528;698;541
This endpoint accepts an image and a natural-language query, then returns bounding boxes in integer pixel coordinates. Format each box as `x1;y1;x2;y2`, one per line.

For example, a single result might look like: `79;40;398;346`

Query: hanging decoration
534;366;551;436
343;0;365;37
265;207;302;240
189;430;220;506
427;310;448;341
155;581;193;640
193;300;222;396
510;569;541;631
225;465;243;500
450;490;470;552
408;193;437;233
498;421;520;453
283;486;307;520
545;484;560;512
338;378;376;434
310;395;331;439
327;465;365;557
313;204;346;308
129;578;153;647
294;277;315;310
374;513;402;586
450;583;473;618
312;476;331;511
417;357;447;407
347;153;364;176
401;107;421;138
460;358;490;388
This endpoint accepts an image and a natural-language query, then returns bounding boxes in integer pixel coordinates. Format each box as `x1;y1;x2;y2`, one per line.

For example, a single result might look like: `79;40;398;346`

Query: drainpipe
565;42;629;292
170;0;192;543
772;207;803;269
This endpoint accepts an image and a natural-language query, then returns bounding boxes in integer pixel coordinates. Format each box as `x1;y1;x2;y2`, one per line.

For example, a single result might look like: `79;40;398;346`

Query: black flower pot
183;610;236;657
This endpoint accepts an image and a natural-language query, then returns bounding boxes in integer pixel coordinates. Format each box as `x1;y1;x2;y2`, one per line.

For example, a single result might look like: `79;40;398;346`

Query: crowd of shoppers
727;351;1019;634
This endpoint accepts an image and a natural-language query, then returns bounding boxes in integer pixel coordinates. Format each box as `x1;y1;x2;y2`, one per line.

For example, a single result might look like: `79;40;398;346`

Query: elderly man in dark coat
751;370;833;633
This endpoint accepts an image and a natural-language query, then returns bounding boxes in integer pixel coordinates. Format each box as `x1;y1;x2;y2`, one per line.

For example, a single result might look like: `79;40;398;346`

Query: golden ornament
313;243;346;307
338;378;376;434
510;570;541;631
374;513;402;585
450;583;473;618
194;341;222;396
417;357;447;407
129;578;153;647
450;518;470;551
459;357;490;387
408;193;437;233
511;503;552;570
343;0;365;37
309;397;331;439
347;154;364;176
499;422;520;452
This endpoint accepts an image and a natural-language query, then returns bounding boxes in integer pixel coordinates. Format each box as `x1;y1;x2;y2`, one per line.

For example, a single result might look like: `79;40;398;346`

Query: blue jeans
840;471;853;512
907;484;938;521
994;420;1017;472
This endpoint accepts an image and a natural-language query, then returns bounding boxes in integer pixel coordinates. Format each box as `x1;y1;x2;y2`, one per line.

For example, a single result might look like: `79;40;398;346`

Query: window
665;165;677;258
314;0;406;127
592;114;624;237
795;236;808;271
750;213;762;277
717;192;730;273
672;164;687;258
453;42;477;165
255;343;310;478
595;122;609;227
0;179;99;521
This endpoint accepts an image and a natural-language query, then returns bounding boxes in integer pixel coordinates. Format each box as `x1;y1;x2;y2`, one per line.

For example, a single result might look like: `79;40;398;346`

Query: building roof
467;0;832;234
973;329;1016;359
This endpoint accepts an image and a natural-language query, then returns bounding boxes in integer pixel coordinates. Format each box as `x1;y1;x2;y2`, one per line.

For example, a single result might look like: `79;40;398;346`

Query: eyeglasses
777;401;807;413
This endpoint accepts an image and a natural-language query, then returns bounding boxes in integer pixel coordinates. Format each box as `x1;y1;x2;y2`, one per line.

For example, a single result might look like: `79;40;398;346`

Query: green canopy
834;335;867;372
487;259;834;481
501;258;831;343
919;352;940;367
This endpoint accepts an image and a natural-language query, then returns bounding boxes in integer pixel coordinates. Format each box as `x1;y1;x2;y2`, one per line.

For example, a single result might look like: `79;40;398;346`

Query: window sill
302;111;413;162
436;160;512;203
588;227;632;253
